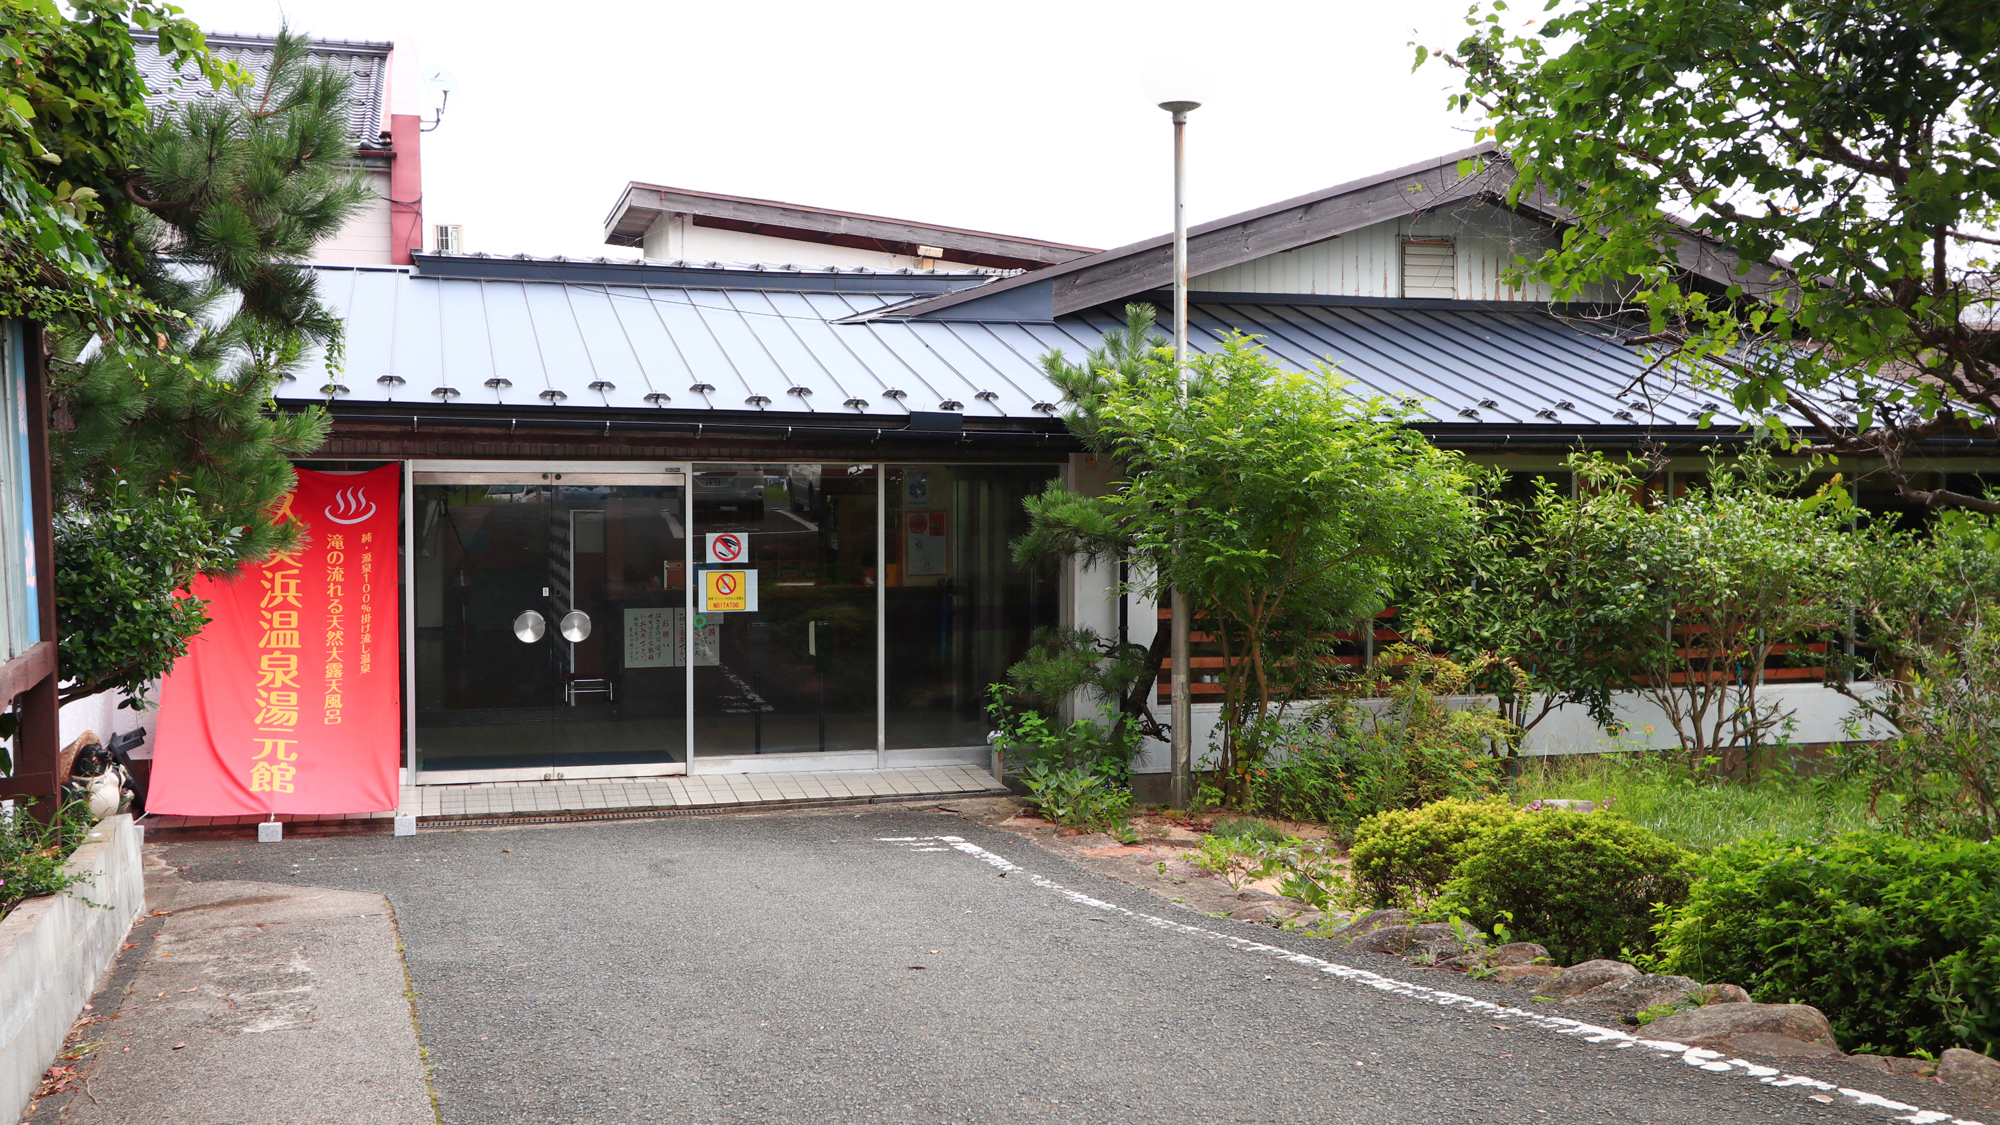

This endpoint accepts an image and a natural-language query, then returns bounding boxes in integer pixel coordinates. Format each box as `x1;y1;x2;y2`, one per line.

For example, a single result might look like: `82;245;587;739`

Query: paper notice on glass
905;510;949;576
624;607;716;668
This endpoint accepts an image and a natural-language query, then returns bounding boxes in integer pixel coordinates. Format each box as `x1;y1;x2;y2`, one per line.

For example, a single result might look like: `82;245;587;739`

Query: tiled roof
130;32;392;150
282;256;1772;434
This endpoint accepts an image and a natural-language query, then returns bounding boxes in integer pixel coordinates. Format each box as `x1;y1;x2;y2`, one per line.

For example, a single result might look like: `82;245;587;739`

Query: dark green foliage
1658;832;2000;1056
1443;811;1693;964
1348;799;1522;906
0;795;98;919
1244;657;1514;831
1436;0;2000;513
1018;760;1133;833
53;482;239;708
0;0;236;331
125;28;371;346
1016;304;1476;803
1003;625;1165;744
43;25;363;705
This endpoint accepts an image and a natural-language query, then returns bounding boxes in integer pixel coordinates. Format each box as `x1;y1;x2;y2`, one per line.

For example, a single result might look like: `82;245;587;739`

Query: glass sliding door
690;464;877;756
883;465;1058;749
412;479;558;772
412;472;686;776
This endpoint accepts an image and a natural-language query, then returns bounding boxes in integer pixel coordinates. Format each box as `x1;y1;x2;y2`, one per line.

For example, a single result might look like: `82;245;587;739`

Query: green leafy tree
1430;0;2000;513
1829;511;2000;838
1404;468;1636;737
1;0;238;331
1418;453;1858;775
1018;305;1478;803
43;27;364;705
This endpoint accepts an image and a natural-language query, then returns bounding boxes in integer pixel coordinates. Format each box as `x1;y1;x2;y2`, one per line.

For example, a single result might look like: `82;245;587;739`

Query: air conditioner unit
433;223;463;253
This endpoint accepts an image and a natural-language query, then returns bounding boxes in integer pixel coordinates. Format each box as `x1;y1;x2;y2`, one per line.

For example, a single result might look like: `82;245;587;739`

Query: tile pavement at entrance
138;765;1004;832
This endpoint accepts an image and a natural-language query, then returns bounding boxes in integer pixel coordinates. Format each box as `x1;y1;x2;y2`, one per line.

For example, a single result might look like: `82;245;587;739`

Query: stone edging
0;815;145;1123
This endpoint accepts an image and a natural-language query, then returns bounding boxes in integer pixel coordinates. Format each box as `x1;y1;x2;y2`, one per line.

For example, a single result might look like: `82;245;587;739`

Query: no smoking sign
706;532;747;564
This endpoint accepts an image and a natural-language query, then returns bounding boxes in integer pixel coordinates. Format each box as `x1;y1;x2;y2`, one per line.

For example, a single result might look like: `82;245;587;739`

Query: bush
1019;761;1133;832
1657;832;2000;1055
1244;692;1507;831
1348;799;1522;906
0;798;97;920
1442;810;1693;964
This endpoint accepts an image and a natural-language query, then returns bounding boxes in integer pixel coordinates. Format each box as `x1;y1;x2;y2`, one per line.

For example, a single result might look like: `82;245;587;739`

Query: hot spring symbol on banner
150;466;402;816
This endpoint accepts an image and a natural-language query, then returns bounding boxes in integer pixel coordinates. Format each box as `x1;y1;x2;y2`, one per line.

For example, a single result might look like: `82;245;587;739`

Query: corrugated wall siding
1189;202;1621;302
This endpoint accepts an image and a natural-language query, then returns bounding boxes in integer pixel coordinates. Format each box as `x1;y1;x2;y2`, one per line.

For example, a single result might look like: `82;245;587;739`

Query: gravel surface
164;806;1981;1125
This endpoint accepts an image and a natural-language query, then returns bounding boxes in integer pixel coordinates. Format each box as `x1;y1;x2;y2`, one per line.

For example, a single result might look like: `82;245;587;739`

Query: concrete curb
0;815;144;1124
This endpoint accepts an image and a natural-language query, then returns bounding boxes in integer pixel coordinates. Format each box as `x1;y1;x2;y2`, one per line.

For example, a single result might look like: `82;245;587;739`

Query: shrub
1019;761;1133;832
0;797;97;920
1349;799;1522;906
1244;693;1508;831
1656;832;2000;1056
1442;810;1693;964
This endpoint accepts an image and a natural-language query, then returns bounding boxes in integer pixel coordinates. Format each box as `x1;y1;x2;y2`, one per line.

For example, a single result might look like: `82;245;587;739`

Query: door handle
560;610;592;643
513;610;547;643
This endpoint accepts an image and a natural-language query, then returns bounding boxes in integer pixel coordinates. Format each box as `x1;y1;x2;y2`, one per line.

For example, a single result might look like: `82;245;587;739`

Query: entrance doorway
412;472;688;776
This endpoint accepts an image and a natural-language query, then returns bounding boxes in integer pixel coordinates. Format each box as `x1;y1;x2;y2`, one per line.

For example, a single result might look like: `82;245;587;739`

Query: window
1401;238;1457;299
432;224;462;253
0;320;38;662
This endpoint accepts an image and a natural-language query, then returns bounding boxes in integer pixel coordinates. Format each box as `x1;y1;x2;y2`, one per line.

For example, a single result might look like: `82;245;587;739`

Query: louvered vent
1401;239;1456;300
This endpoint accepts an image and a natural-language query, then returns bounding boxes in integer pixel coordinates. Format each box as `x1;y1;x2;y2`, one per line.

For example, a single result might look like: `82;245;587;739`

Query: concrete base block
256;821;283;843
0;815;145;1123
393;814;416;837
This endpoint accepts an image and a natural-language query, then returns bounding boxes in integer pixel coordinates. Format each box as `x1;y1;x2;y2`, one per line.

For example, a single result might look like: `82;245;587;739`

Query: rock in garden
1540;959;1641;998
1700;983;1751;1006
1349;925;1420;955
1229;901;1295;923
1638;1003;1839;1054
1492;964;1562;988
1490;942;1550;966
1327;909;1414;941
1440;940;1545;972
1567;973;1701;1013
1939;1048;2000;1087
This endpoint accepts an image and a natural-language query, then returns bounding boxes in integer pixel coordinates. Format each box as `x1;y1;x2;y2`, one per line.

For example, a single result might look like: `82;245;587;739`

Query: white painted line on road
879;835;1982;1125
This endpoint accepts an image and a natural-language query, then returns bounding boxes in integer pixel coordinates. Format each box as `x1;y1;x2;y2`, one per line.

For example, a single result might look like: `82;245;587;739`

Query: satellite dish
422;67;459;100
420;68;458;131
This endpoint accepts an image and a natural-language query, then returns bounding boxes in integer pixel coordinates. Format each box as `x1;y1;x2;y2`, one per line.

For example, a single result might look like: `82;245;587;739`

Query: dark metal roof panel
288;265;1764;430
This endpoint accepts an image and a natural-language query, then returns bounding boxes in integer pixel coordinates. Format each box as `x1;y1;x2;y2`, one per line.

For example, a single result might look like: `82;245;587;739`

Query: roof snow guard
130;31;392;150
290;256;1793;438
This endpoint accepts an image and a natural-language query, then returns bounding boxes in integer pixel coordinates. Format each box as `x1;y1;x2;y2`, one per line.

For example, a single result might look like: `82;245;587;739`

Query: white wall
56;684;158;763
315;169;394;265
640;212;952;271
1189;200;1622;302
1128;682;1895;774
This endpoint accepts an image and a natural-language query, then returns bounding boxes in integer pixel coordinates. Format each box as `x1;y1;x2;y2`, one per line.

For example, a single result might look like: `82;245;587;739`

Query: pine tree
48;27;366;706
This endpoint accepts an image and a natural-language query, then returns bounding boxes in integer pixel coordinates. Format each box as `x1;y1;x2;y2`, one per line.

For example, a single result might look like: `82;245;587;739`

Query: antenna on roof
421;67;457;132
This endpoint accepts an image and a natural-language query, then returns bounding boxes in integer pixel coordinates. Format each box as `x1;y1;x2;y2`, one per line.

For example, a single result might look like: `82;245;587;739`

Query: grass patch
1508;752;1877;852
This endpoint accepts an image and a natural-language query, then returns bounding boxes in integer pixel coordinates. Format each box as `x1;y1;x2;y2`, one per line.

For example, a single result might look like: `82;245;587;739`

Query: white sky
170;0;1487;259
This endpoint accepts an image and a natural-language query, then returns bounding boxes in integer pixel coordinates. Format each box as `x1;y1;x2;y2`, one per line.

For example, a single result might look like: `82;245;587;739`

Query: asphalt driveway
164;807;1974;1125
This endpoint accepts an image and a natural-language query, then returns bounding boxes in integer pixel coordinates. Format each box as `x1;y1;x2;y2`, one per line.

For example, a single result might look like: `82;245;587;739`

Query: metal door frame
407;461;688;784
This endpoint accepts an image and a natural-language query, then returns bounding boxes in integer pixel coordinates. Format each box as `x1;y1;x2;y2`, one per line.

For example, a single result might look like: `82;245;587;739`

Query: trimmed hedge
1349;799;1521;906
1657;832;2000;1055
1444;811;1693;964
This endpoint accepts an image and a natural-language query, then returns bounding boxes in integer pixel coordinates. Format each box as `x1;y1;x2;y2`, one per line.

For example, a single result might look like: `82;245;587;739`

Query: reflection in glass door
412;474;687;775
690;464;877;756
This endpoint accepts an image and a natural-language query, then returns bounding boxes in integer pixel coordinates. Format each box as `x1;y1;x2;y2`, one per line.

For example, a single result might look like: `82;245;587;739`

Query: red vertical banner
151;465;402;815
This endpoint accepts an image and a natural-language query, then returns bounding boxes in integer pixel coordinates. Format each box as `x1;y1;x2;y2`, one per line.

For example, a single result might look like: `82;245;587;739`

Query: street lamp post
1159;98;1198;809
